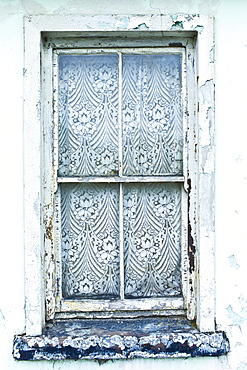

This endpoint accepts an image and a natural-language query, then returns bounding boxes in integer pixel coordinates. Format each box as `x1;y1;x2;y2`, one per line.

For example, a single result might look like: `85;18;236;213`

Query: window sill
13;317;230;361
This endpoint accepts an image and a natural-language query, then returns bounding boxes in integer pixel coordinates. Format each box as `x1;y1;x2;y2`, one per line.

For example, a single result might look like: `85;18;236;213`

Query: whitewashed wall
0;0;247;369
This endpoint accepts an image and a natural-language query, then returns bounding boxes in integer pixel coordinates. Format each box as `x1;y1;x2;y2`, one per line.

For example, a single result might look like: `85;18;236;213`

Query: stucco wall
0;0;247;369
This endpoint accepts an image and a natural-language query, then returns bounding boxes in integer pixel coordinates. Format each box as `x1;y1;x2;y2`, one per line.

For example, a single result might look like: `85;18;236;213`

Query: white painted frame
52;46;187;319
24;14;215;336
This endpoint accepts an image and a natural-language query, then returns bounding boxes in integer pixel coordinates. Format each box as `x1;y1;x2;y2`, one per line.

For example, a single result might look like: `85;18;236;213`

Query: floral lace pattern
58;55;119;176
123;183;182;298
61;184;120;298
60;183;181;299
58;53;183;300
122;54;183;176
58;54;183;177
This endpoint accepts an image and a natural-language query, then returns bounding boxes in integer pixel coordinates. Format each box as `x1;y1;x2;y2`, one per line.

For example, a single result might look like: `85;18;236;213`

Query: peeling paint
128;17;151;30
199;80;215;105
199;79;215;148
187;178;195;274
171;21;184;30
193;25;204;33
133;23;149;30
13;318;229;361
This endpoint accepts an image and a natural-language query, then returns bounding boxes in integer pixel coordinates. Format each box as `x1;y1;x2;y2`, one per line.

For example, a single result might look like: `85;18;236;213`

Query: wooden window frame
52;46;188;320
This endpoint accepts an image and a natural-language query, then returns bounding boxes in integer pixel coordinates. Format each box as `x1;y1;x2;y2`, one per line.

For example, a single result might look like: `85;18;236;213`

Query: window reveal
56;50;186;311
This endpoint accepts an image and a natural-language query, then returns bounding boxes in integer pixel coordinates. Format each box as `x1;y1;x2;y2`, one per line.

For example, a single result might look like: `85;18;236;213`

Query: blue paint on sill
13;317;230;361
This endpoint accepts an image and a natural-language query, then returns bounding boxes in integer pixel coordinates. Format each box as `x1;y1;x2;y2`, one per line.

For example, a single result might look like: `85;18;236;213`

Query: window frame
52;46;188;319
24;14;215;336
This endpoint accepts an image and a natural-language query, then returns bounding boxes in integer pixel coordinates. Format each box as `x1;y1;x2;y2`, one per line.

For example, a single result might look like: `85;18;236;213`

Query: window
14;14;230;361
49;43;193;320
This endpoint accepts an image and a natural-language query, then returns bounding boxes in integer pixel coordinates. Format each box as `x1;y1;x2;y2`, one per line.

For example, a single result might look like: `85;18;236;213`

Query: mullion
118;52;125;299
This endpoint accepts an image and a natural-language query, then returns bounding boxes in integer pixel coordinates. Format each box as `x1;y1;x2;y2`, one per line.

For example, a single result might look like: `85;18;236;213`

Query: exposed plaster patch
229;255;240;270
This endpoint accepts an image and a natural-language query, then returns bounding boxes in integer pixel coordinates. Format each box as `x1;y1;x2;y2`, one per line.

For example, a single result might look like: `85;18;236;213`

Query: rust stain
45;217;53;241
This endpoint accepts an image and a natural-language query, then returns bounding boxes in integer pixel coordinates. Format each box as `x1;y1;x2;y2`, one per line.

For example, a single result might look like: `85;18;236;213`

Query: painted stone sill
13;317;229;361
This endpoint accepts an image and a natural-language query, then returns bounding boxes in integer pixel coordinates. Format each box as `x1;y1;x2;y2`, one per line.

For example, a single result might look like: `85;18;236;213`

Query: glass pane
61;183;120;299
123;183;182;298
58;55;119;177
122;54;183;175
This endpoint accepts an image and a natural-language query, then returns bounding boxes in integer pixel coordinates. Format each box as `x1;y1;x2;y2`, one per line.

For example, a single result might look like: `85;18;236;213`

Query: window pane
122;54;183;176
58;55;119;177
123;183;182;298
61;183;120;299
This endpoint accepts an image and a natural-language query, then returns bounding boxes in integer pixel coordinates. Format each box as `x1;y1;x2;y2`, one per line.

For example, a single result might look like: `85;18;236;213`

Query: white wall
1;0;247;369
